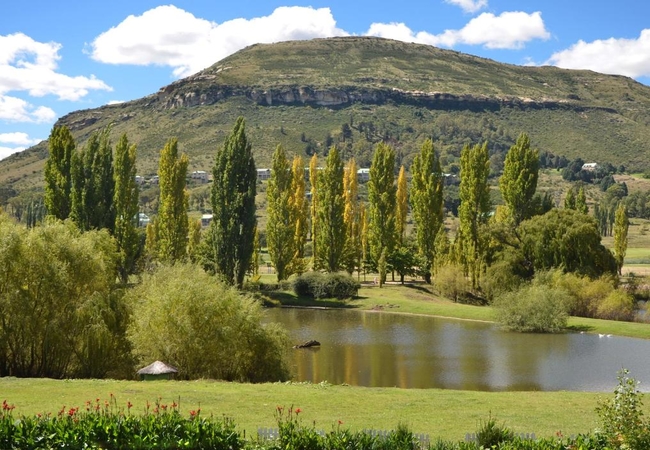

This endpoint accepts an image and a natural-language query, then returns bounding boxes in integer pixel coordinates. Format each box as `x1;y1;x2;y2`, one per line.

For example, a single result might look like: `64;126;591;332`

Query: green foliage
576;186;589;214
292;272;360;299
597;290;636;321
314;146;346;272
266;145;295;281
0;214;127;378
342;158;362;275
368;142;397;277
519;209;617;278
410;138;444;283
475;414;515;448
156;137;189;263
395;165;408;244
494;284;570;333
203;117;257;287
596;369;650;449
44;125;75;220
613;203;629;274
434;264;470;303
482;251;528;302
499;133;539;225
458;142;491;288
127;263;290;382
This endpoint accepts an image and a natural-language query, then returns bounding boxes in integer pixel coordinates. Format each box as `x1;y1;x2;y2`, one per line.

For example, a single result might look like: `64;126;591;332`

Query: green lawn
0;377;626;441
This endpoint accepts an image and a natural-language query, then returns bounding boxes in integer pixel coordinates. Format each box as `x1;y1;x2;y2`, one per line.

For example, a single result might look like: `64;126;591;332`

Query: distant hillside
2;36;650;204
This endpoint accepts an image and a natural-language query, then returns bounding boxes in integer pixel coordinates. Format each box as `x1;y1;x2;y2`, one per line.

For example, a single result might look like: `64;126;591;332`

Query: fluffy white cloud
0;131;42;160
547;30;650;78
90;5;348;78
366;11;549;49
445;0;488;14
0;33;111;101
0;95;56;123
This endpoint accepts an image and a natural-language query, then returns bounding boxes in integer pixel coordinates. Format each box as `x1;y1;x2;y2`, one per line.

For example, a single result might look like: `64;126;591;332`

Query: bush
597;290;636;321
292;272;359;299
475;414;514;448
494;284;570;332
434;265;470;302
127;263;290;382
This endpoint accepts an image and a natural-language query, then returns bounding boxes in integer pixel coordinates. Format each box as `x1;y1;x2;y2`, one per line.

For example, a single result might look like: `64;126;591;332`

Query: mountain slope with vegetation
2;36;650;203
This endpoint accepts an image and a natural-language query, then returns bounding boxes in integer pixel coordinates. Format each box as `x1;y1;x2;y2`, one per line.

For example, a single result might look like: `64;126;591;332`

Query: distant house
135;175;145;185
582;163;598;171
150;175;159;185
190;170;208;183
201;214;213;228
357;168;370;182
257;169;271;181
138;213;150;227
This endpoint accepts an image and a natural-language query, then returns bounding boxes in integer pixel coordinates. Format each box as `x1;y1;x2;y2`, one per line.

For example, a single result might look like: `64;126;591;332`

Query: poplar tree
309;154;319;264
395;165;408;244
564;188;576;210
156;138;189;263
576;187;589;214
288;156;309;274
315;146;346;272
113;133;140;282
458;142;491;288
499;133;539;225
204;117;257;287
266;145;295;281
93;130;116;232
368;142;397;283
613;203;629;274
411;138;444;283
44;125;75;220
343;158;361;274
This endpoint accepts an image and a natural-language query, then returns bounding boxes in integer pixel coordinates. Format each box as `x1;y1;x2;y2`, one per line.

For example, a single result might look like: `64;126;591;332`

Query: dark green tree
113;134;141;282
576;186;589;214
410;138;444;283
314;146;346;272
157;138;189;263
499;133;539;225
368;142;397;283
203;117;257;287
266;145;295;281
44;126;75;220
613;203;629;274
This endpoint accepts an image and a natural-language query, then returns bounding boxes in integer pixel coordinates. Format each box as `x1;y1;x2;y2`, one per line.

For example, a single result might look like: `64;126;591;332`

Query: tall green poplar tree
156;138;189;263
576;187;589;214
368;142;397;283
266;145;295;281
288;156;309;274
499;133;539;225
411;138;444;283
309;154;319;264
315;146;346;272
458;142;491;288
343;158;361;274
395;165;408;244
613;203;629;274
113;133;140;282
204;117;257;287
44;126;75;220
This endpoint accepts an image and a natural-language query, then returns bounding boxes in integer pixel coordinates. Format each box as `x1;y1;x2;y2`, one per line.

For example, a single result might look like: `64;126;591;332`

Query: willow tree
411;138;444;283
204;117;257;287
113;133;140;282
266;145;295;281
395;165;408;245
156;138;189;263
613;203;629;274
499;133;539;225
458;142;491;288
315;146;346;272
44;125;76;220
368;142;396;283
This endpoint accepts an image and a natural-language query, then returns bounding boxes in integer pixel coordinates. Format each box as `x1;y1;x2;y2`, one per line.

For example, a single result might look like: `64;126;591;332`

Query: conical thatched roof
137;360;178;375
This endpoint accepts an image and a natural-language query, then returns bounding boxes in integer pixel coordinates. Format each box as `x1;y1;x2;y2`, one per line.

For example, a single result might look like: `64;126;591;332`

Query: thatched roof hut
137;361;178;381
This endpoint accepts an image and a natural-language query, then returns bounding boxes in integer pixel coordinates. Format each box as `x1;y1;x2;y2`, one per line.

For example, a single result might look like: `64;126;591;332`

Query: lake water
264;307;650;392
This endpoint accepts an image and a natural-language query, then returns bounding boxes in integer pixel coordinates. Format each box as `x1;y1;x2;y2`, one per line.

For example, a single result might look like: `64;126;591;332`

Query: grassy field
0;377;630;441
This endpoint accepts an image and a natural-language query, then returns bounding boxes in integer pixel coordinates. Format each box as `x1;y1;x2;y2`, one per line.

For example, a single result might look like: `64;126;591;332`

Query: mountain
2;36;650;203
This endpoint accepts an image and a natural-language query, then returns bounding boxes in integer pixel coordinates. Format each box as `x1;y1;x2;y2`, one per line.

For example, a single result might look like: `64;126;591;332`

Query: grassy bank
0;377;628;441
261;281;650;339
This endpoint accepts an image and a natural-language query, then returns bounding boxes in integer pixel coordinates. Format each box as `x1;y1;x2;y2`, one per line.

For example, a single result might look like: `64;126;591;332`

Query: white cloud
366;11;550;49
546;30;650;78
0;95;56;123
0;33;111;101
90;5;348;78
0;131;41;146
0;145;25;160
445;0;488;14
107;100;125;105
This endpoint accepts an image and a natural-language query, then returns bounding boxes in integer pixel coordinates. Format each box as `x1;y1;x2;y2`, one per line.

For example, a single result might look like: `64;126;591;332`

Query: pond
264;307;650;392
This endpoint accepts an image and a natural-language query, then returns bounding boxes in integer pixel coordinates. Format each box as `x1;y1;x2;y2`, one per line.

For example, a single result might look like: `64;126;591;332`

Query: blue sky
2;0;650;159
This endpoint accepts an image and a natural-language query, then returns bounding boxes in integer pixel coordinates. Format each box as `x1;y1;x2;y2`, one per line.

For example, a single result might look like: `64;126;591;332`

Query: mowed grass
0;377;628;441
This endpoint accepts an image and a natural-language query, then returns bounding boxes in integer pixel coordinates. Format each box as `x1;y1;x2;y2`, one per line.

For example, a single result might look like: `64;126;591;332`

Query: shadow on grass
566;324;595;333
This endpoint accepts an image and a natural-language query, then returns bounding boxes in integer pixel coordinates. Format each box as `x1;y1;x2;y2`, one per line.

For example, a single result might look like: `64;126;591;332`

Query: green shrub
494;284;570;332
292;272;359;299
475;414;515;448
597;290;636;321
434;264;470;302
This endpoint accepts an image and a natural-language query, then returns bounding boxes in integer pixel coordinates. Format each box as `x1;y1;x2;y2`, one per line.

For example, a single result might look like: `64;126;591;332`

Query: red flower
127;401;133;410
171;401;177;409
189;410;197;417
338;420;343;425
295;408;302;414
68;407;77;417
